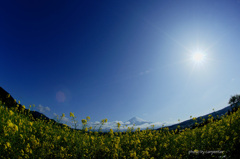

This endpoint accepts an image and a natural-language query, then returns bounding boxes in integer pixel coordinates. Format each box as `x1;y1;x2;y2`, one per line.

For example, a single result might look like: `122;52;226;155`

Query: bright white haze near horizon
1;0;240;131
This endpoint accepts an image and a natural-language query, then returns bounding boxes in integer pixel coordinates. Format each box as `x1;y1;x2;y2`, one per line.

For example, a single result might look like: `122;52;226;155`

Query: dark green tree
229;94;240;110
229;96;237;105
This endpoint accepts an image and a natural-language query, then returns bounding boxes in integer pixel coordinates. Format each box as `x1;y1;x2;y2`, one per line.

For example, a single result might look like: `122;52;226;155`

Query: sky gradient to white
1;0;240;131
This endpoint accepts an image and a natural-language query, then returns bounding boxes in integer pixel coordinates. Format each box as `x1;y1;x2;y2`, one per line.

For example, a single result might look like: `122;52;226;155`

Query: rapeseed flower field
0;97;240;158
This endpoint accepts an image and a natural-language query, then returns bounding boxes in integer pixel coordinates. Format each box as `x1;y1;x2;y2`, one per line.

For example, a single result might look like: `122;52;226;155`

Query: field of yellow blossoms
1;99;240;158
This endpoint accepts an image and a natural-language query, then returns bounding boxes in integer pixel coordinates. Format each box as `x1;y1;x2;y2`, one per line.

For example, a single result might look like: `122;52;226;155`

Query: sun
191;52;206;64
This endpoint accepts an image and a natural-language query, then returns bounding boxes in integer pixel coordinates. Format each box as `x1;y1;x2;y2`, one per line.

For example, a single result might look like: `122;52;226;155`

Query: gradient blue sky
1;0;240;130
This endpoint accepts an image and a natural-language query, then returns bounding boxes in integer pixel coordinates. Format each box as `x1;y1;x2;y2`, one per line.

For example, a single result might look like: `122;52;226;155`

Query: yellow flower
4;132;8;137
194;149;198;152
130;151;136;157
62;113;65;117
70;112;74;117
86;116;90;121
104;118;108;123
136;139;141;144
142;150;149;157
5;142;11;149
61;146;65;151
13;125;18;132
9;110;14;116
7;120;14;127
226;136;230;140
219;141;224;146
84;127;88;132
110;129;114;134
26;143;30;149
25;147;29;153
152;146;157;152
82;119;87;125
18;100;20;104
89;126;92;130
117;122;121;128
105;147;110;152
29;122;33;126
101;119;105;124
20;149;24;156
164;143;168;148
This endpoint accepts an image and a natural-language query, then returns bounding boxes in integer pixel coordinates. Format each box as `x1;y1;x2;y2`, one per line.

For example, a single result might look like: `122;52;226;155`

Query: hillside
0;87;78;132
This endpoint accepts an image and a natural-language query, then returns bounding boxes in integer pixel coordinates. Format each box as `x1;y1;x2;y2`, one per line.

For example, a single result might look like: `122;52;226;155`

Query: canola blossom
0;100;240;158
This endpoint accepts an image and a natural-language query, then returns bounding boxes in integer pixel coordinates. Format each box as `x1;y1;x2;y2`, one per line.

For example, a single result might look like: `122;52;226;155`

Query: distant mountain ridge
158;102;240;131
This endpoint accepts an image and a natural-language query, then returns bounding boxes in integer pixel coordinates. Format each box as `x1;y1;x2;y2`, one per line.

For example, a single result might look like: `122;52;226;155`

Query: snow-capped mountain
127;116;152;125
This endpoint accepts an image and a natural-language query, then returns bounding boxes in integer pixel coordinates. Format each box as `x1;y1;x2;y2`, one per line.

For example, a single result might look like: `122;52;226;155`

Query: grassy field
0;98;240;158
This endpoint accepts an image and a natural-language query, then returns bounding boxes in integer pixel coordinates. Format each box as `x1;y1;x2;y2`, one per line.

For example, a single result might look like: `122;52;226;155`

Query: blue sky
1;0;240;131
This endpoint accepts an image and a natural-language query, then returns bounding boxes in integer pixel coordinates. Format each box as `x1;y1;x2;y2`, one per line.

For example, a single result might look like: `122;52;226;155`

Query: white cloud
62;117;71;123
112;121;124;125
53;113;71;124
63;118;177;132
37;104;51;113
93;121;100;125
45;107;50;112
124;121;130;125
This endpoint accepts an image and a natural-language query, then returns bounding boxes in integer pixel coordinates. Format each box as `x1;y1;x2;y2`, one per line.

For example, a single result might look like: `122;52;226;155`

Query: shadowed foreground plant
98;118;108;132
70;112;78;129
